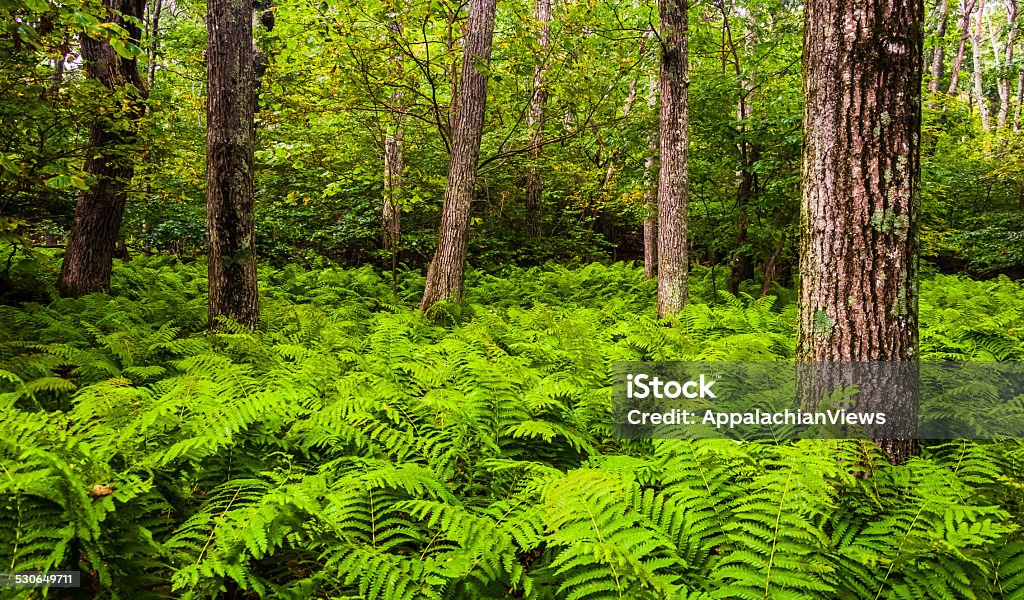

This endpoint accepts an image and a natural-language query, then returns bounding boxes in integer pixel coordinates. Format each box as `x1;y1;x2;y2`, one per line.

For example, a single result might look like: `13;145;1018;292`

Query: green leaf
0;154;19;175
110;38;142;60
46;174;88;191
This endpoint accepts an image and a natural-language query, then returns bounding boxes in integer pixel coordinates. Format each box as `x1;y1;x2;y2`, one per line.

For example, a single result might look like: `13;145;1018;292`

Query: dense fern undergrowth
2;256;1024;599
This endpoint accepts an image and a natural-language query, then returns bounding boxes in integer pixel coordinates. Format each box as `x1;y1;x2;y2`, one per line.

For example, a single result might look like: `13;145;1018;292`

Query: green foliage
1;259;1023;598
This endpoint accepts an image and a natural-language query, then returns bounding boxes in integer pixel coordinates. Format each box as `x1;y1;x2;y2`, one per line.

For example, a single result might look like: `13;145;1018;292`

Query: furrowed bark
799;0;924;464
58;0;148;298
656;0;689;318
206;0;259;329
419;0;497;311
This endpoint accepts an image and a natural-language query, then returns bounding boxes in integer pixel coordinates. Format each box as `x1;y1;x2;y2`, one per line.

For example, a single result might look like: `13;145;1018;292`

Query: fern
1;258;1022;598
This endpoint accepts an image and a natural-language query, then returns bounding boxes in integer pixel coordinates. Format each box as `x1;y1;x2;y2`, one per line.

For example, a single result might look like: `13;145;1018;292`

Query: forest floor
1;256;1023;598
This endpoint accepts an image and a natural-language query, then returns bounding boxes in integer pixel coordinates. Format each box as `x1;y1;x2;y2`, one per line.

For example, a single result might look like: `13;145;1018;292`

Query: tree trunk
997;0;1017;128
727;147;756;296
948;0;977;94
971;0;991;131
58;0;147;298
206;0;259;328
383;15;405;277
383;98;404;259
524;0;550;240
147;0;162;89
760;229;786;298
929;0;949;93
728;16;758;297
419;0;497;311
656;0;689;318
799;0;923;464
1015;46;1024;131
643;75;659;280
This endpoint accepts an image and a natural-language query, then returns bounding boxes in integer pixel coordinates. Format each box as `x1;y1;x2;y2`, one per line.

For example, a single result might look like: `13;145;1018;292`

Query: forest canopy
2;0;1021;282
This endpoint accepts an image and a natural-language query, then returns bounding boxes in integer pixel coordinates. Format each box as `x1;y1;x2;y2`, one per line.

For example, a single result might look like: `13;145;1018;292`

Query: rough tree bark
799;0;923;464
948;0;977;94
206;0;259;328
58;0;148;298
419;0;497;311
524;0;550;240
656;0;688;318
929;0;949;93
643;76;658;281
971;0;991;131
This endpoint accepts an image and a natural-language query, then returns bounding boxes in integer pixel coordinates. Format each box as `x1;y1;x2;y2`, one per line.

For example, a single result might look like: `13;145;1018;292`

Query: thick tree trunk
524;0;550;240
206;0;259;329
948;0;977;94
419;0;497;311
929;0;949;93
799;0;923;464
997;0;1017;128
58;0;147;298
655;0;688;318
971;0;991;131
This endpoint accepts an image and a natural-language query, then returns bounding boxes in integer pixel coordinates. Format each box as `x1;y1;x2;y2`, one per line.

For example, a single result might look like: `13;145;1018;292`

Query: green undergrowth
1;257;1023;599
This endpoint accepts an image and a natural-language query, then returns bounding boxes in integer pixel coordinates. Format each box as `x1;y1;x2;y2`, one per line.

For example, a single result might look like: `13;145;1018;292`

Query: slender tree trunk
383;15;405;284
656;0;689;318
419;0;497;311
799;0;923;464
997;0;1017;128
728;14;758;297
948;0;977;94
971;0;991;131
929;0;950;93
206;0;259;328
524;0;550;240
760;228;787;298
48;34;68;96
1015;46;1024;130
383;90;404;264
58;0;147;298
147;0;162;89
643;78;659;281
727;142;757;296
